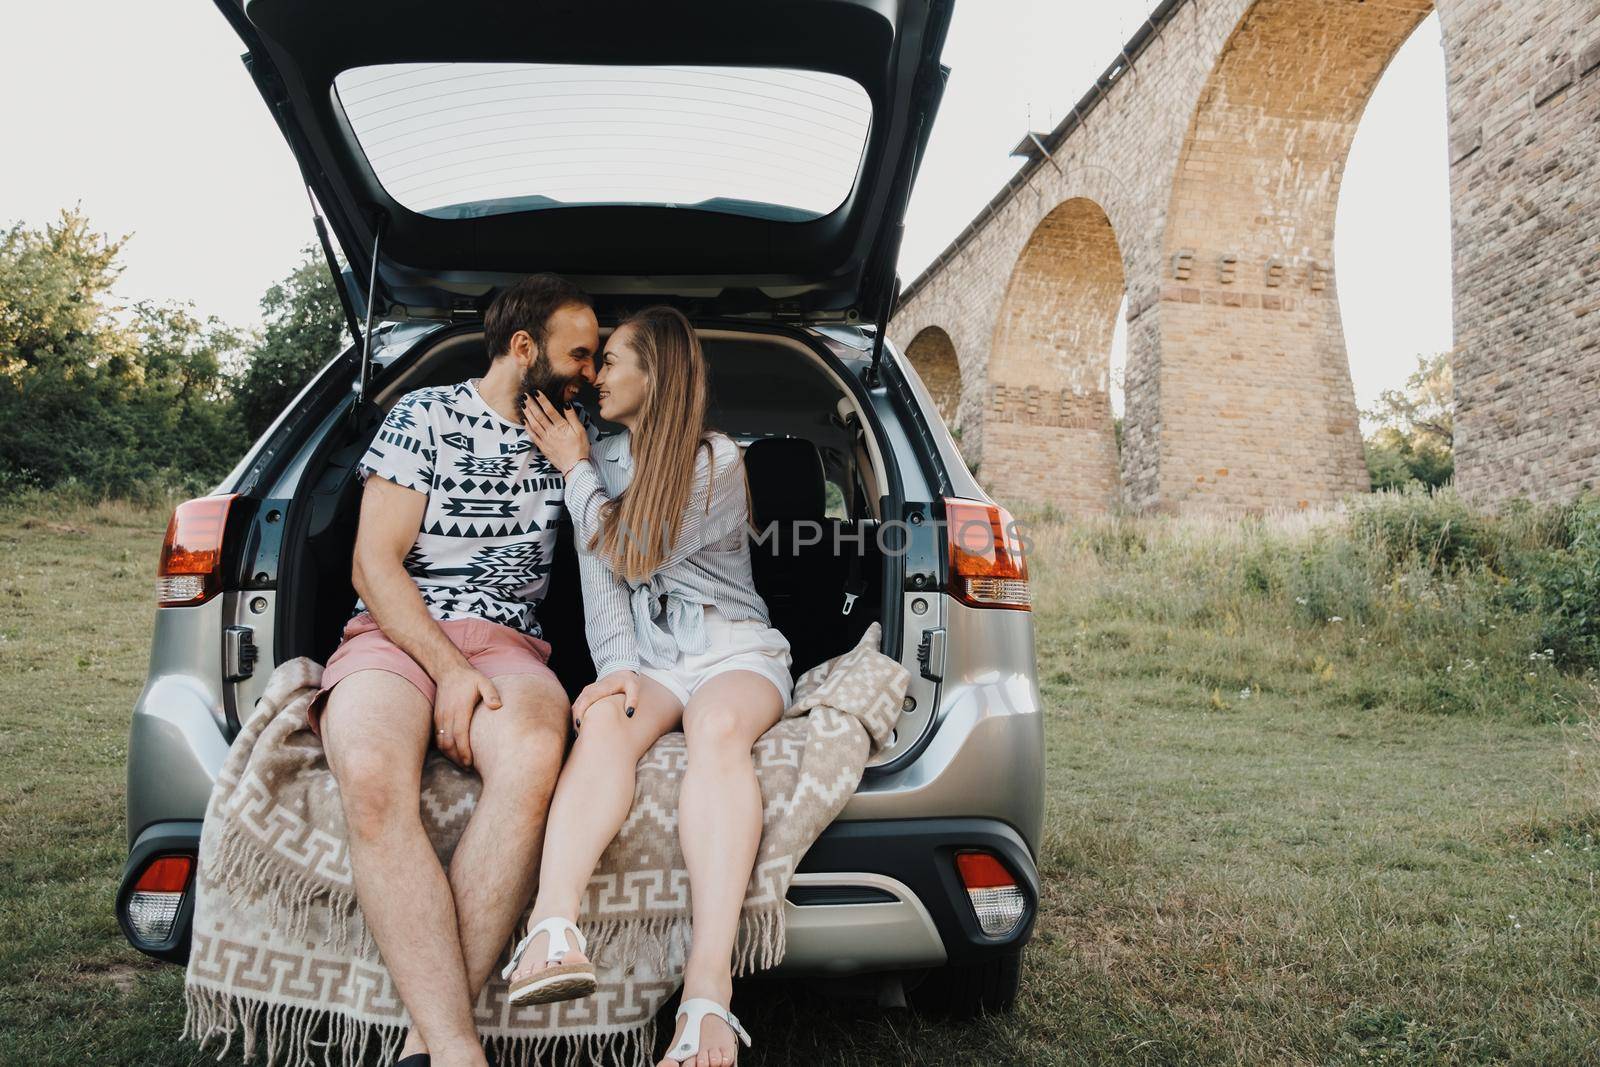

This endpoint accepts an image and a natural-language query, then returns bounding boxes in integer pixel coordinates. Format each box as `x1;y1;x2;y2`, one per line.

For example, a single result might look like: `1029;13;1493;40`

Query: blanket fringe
583;915;683;975
184;984;653;1067
184;982;398;1067
493;1021;655;1067
208;820;360;953
576;905;787;979
731;905;786;977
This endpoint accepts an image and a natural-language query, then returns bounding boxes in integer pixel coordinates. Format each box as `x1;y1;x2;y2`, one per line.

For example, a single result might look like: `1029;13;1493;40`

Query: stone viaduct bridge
888;0;1599;514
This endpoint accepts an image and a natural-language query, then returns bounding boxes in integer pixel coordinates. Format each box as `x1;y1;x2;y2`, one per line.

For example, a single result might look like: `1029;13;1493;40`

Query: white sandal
667;997;753;1064
501;916;597;1006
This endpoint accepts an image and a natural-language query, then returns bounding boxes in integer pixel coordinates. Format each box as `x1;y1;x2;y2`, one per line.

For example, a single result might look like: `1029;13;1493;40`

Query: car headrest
743;437;826;526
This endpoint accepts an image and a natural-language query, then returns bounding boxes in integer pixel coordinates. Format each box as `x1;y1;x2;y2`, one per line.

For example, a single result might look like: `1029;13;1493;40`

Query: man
311;274;599;1067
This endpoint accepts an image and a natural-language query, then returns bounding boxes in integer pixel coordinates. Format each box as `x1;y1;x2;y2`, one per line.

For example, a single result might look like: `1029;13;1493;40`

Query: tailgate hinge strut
866;275;896;389
351;214;386;426
304;184;364;353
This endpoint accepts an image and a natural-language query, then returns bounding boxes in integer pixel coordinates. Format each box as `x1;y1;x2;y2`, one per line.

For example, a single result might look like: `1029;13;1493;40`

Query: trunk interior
277;326;889;701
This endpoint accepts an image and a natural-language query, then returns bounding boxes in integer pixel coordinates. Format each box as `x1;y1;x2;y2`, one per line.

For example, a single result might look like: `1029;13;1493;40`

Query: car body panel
775;873;947;973
126;600;232;847
842;600;1044;853
212;0;952;323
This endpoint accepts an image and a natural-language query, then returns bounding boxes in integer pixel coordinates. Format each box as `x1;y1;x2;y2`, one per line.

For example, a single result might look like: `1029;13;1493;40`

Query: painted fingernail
625;706;635;718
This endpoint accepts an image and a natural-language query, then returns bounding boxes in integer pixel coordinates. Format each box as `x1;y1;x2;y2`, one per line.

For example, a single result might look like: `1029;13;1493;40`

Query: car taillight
943;497;1030;610
955;851;1028;937
127;855;193;944
156;494;237;606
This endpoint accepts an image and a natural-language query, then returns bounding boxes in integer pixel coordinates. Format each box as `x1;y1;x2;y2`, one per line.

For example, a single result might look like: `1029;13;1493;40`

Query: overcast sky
2;1;1450;414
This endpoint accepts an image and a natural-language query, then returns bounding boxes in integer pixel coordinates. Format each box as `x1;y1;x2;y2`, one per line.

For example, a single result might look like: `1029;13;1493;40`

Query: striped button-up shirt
565;428;771;678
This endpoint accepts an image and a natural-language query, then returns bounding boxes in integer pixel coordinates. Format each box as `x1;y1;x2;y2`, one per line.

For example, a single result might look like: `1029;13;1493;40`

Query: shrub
0;211;247;500
1287;533;1375;626
1085;515;1147;561
232;250;349;437
1525;496;1600;670
1348;488;1494;575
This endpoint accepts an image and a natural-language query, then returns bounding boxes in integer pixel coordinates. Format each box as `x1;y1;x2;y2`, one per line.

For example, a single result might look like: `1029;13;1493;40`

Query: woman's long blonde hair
592;305;722;583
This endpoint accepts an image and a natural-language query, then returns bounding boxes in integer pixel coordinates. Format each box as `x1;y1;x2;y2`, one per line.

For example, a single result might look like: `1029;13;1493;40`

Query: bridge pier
890;0;1600;514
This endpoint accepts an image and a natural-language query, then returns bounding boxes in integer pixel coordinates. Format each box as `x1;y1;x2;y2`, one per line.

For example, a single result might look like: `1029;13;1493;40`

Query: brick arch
983;196;1125;514
903;325;963;432
1153;0;1436;511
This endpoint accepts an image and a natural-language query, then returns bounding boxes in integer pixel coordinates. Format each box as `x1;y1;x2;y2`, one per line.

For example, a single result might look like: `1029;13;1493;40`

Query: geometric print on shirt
351;378;597;638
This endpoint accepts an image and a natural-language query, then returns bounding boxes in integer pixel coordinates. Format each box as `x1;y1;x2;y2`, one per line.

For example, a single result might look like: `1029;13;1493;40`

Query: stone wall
889;0;1600;514
903;325;962;430
1441;0;1600;504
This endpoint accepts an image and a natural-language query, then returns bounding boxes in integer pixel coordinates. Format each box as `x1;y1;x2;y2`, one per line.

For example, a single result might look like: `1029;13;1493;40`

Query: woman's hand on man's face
522;391;590;474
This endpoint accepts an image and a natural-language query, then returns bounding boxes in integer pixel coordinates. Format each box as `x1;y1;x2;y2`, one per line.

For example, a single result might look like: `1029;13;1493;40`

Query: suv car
117;0;1042;1019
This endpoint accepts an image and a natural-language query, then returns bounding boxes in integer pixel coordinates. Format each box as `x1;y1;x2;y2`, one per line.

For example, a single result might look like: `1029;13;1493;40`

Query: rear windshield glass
333;63;873;223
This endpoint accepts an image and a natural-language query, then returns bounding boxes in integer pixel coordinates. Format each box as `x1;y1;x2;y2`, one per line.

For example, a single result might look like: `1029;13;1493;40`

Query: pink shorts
308;612;557;737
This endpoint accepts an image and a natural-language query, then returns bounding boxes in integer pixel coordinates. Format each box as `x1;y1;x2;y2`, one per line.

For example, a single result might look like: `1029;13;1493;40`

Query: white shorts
640;605;794;709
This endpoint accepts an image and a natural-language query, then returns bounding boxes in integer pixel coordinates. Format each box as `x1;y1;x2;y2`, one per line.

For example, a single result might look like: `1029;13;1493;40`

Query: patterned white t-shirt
352;379;592;638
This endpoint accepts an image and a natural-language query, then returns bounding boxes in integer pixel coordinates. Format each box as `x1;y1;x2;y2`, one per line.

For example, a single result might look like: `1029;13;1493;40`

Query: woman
505;305;792;1067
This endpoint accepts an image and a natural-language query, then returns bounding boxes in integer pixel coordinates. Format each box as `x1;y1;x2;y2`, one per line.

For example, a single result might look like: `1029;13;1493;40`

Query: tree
234;249;350;436
1363;352;1454;492
0;208;130;383
120;301;246;482
0;208;247;496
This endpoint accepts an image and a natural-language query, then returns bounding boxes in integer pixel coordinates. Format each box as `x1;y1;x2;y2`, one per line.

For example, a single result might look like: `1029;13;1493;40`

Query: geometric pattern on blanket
183;622;908;1067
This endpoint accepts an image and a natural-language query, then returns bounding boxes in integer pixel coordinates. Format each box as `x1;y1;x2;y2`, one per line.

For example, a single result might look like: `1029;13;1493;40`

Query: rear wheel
906;948;1023;1020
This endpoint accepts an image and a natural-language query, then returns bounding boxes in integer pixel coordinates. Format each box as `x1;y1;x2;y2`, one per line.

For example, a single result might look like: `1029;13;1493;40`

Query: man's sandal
666;997;753;1064
501;916;598;1006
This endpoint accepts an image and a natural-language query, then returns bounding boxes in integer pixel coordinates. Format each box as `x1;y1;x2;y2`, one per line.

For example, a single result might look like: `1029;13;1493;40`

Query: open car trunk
215;0;952;327
274;325;891;703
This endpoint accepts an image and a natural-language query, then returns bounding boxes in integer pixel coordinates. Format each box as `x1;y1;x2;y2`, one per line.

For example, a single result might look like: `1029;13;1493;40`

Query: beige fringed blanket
183;622;908;1067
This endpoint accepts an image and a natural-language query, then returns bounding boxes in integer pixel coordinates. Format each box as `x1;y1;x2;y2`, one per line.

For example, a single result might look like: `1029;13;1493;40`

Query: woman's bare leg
659;671;784;1067
508;674;683;982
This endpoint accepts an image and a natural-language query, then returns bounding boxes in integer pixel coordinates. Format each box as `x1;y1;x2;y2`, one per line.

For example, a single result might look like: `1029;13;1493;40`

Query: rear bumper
118;816;1038;973
779;816;1038;973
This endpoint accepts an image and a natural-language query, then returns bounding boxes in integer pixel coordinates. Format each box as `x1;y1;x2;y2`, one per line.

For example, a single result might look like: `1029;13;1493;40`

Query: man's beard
517;350;579;413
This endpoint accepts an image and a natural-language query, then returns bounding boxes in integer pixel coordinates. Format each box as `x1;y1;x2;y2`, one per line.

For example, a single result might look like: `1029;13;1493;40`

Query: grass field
1;493;1597;1065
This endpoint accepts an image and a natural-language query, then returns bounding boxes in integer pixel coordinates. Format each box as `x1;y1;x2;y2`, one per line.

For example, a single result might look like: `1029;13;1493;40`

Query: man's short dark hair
484;274;593;360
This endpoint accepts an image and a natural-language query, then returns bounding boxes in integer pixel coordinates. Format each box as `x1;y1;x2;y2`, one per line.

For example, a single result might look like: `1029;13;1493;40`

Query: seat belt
841;434;869;616
842;531;867;615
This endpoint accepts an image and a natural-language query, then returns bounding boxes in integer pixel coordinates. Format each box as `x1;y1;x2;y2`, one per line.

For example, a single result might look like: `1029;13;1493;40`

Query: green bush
1523;496;1600;669
231;250;348;437
1027;490;1600;725
0;211;247;499
1287;533;1375;626
1085;515;1147;561
1348;488;1495;574
1343;491;1600;674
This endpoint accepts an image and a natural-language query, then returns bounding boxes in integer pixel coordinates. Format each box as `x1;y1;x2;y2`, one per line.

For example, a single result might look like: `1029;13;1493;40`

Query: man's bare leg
394;672;570;1058
453;675;571;988
320;670;485;1067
